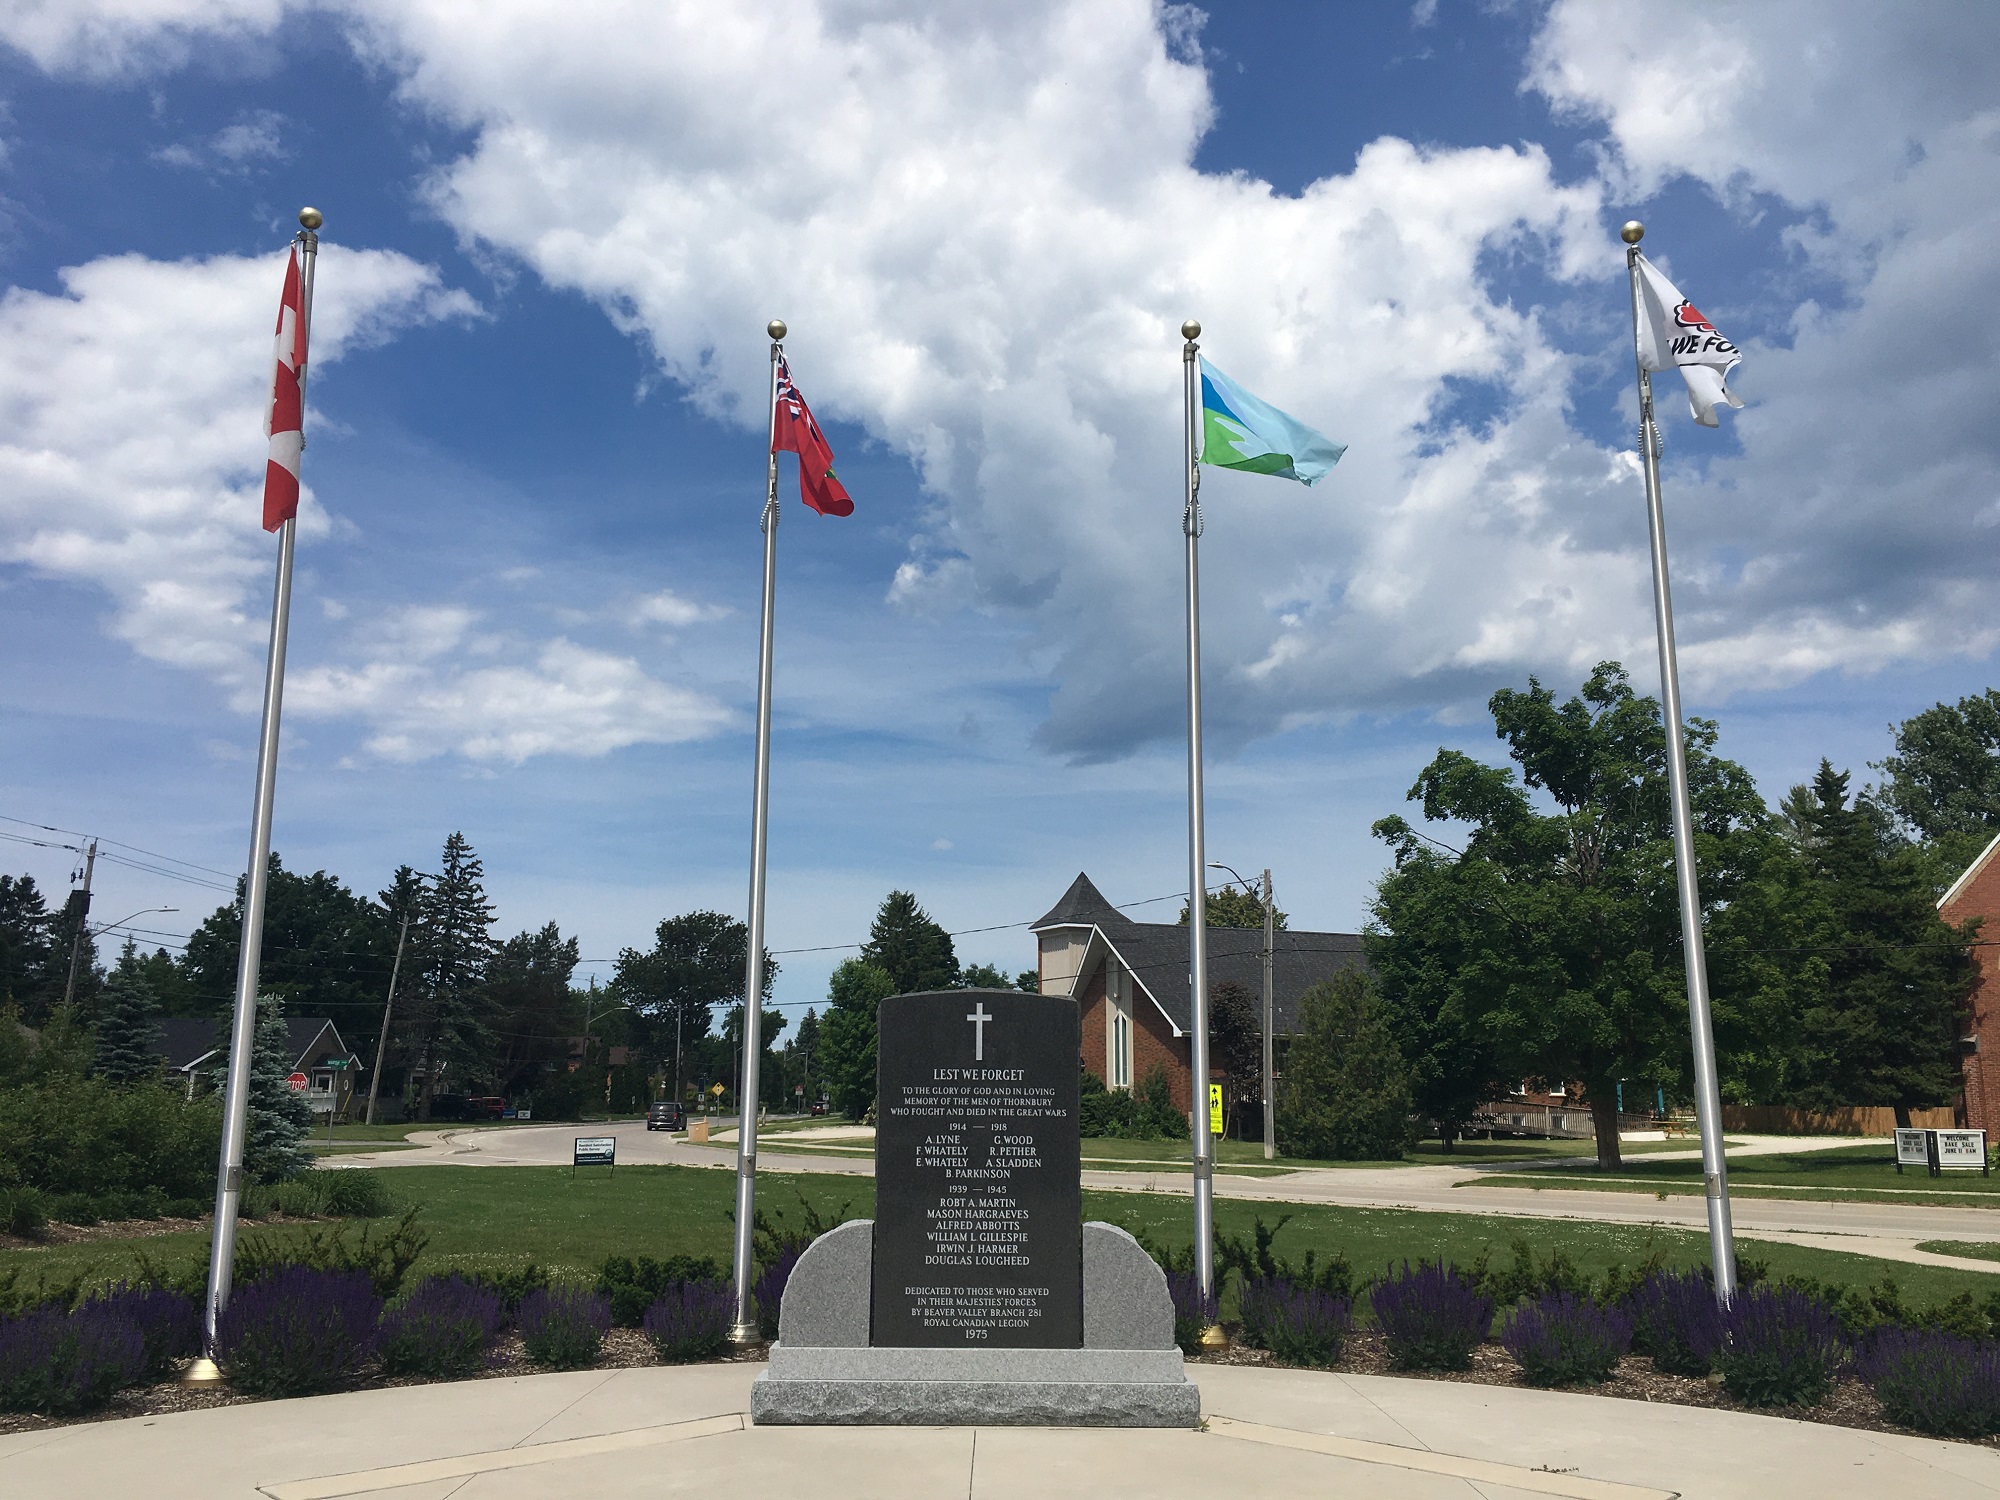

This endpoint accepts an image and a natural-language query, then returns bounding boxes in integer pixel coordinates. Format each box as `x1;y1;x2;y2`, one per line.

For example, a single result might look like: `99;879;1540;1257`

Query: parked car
467;1096;508;1120
809;1099;830;1117
646;1100;687;1131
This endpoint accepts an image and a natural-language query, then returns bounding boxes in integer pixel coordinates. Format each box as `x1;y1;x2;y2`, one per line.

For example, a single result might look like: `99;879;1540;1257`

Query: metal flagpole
729;318;786;1344
189;207;323;1379
1622;220;1737;1304
1179;320;1223;1346
1260;868;1275;1163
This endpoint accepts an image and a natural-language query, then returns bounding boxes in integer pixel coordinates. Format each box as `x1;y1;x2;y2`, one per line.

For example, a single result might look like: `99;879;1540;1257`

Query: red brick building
1030;872;1368;1113
1940;832;2000;1131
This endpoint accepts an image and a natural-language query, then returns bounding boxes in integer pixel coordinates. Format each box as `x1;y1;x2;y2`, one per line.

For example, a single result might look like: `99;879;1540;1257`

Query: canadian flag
1633;252;1744;428
262;247;308;531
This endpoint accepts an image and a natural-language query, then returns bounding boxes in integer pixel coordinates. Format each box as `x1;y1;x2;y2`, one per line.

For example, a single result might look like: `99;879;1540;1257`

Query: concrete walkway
3;1361;1995;1499
330;1123;2000;1274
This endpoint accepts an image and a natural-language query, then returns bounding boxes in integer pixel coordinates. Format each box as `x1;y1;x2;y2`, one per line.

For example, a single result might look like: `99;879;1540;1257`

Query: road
330;1121;2000;1273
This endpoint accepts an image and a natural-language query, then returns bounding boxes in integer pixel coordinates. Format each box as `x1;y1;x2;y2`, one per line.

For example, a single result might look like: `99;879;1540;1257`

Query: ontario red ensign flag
262;247;308;531
772;356;853;517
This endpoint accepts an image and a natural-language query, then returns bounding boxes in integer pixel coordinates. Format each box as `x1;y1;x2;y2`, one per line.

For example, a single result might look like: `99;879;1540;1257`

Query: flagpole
1179;320;1222;1346
729;318;785;1344
189;207;322;1379
1622;220;1737;1304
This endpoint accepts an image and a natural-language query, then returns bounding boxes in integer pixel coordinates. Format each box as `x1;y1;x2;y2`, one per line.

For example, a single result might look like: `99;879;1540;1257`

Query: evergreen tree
1276;971;1415;1160
0;874;64;1022
244;993;312;1183
819;958;896;1119
92;942;164;1084
959;961;1014;989
412;833;497;1117
859;891;959;994
486;922;581;1098
1787;762;1975;1126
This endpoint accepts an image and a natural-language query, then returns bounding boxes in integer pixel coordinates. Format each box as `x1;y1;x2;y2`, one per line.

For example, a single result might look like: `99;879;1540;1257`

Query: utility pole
1260;868;1275;1163
61;838;97;1009
365;899;415;1126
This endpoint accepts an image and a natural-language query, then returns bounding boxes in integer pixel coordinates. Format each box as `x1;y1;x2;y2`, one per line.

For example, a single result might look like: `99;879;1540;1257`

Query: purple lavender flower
84;1283;201;1379
217;1266;380;1396
1369;1261;1493;1371
517;1286;611;1370
379;1274;504;1379
1630;1269;1725;1377
0;1303;147;1413
755;1247;802;1339
1855;1325;2000;1437
1714;1285;1846;1407
1164;1268;1217;1355
643;1280;733;1362
1244;1278;1351;1367
1502;1291;1634;1386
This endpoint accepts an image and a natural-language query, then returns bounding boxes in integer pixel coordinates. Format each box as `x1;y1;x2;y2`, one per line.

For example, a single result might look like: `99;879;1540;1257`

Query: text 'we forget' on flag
772;356;853;516
1634;252;1745;428
262;247;308;531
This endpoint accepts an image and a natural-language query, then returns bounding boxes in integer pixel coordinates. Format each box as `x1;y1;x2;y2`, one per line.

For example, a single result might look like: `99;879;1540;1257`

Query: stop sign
287;1071;309;1092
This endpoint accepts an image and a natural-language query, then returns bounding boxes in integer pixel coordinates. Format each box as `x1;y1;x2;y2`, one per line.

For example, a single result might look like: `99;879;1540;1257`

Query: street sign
710;1083;725;1098
287;1071;309;1092
573;1136;616;1175
1208;1082;1224;1138
794;1084;804;1094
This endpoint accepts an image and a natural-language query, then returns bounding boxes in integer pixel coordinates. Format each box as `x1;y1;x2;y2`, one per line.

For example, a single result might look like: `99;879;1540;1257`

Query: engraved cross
966;1002;993;1061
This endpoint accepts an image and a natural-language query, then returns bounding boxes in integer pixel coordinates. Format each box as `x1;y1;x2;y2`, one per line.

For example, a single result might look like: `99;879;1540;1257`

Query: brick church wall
1943;848;2000;1132
1074;966;1196;1113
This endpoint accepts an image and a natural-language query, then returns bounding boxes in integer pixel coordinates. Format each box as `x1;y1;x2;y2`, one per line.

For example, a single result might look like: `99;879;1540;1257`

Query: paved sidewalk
3;1361;1996;1499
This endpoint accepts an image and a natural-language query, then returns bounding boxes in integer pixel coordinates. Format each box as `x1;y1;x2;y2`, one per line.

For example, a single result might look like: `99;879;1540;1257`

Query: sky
3;1;1999;1027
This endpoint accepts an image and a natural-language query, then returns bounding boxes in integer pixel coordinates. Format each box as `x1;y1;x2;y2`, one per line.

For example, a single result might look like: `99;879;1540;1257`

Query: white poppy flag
1634;253;1745;428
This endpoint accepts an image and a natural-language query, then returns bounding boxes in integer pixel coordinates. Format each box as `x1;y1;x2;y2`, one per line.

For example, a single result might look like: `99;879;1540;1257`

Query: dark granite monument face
870;989;1082;1348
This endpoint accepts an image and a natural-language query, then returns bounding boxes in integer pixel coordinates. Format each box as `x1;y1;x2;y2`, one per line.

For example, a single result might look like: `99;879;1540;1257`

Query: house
156;1014;365;1117
1030;872;1368;1113
1939;833;2000;1131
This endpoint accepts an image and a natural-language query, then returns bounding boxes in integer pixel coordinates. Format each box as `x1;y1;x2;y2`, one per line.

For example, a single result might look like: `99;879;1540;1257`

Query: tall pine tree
412;833;496;1117
859;891;958;994
1787;762;1975;1126
819;958;896;1119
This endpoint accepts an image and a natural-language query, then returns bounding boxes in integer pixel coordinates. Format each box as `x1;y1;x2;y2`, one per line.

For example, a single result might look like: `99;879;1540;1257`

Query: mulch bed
0;1327;1985;1449
1191;1328;1976;1444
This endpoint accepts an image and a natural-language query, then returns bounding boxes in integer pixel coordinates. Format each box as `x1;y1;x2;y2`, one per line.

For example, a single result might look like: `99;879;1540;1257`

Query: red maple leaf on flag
772;357;853;517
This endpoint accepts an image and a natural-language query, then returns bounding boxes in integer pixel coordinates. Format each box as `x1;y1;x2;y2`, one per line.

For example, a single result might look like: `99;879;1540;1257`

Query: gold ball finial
1181;319;1201;341
767;319;787;341
1620;220;1645;245
298;207;323;231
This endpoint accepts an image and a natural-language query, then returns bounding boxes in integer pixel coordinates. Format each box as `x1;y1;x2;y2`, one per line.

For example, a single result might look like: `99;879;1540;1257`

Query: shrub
1275;971;1414;1160
1714;1285;1846;1407
0;1264;84;1320
457;1262;551;1319
1242;1279;1351;1367
1501;1292;1633;1387
379;1275;504;1379
1856;1325;2000;1438
1630;1269;1724;1377
518;1287;610;1370
216;1266;380;1396
0;1302;147;1413
247;1169;395;1221
596;1254;728;1328
1219;1216;1359;1308
2;1185;46;1237
643;1281;734;1362
84;1283;200;1378
236;1206;429;1299
1164;1269;1216;1355
0;1076;222;1207
1370;1261;1493;1371
755;1247;801;1339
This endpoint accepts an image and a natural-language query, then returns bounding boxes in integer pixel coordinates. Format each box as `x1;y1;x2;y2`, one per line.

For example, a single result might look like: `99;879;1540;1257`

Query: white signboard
1895;1128;1930;1166
1936;1129;1988;1170
573;1136;616;1167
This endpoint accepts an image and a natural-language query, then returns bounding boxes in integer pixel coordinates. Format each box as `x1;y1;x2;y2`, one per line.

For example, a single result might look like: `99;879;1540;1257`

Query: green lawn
1468;1143;2000;1207
4;1164;1996;1315
1919;1241;2000;1263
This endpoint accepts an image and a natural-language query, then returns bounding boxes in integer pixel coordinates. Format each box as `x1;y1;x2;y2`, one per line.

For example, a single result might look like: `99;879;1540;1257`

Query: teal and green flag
1198;360;1345;486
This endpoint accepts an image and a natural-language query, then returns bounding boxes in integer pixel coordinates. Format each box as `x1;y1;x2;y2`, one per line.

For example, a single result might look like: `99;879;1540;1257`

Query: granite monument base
750;1220;1200;1428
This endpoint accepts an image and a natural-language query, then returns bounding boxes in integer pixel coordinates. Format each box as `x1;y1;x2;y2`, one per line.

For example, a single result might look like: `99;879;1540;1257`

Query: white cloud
289;634;735;763
0;245;731;762
20;1;2000;759
0;0;285;77
627;588;727;629
154;108;286;172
